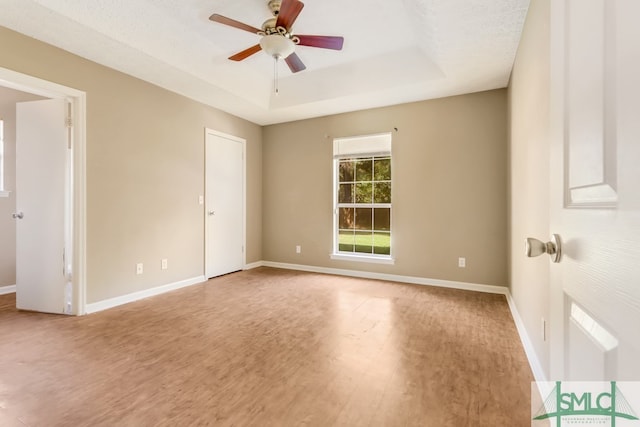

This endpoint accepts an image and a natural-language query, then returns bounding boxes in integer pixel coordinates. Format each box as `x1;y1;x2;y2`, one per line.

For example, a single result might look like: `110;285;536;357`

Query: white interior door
15;98;69;314
549;0;640;380
205;130;245;279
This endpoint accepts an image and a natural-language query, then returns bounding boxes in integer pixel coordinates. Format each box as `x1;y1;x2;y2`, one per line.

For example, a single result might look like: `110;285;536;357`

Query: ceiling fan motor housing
262;17;277;31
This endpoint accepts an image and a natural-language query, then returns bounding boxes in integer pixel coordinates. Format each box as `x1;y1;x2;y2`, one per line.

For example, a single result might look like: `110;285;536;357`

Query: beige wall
0;87;45;287
263;90;508;286
0;26;262;303
508;0;550;376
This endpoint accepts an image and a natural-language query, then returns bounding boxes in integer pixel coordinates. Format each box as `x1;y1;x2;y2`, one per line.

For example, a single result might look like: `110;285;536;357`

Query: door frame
0;66;87;315
204;128;246;279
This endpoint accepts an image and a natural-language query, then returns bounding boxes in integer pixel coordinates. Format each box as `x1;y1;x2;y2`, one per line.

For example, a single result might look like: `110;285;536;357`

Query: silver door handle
525;234;561;263
208;211;215;216
12;212;24;219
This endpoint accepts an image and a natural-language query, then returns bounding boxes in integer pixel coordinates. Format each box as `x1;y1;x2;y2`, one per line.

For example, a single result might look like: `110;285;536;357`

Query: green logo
533;381;639;426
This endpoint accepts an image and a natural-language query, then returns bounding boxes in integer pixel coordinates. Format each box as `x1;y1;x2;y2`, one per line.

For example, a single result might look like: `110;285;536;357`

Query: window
332;133;393;263
0;119;6;197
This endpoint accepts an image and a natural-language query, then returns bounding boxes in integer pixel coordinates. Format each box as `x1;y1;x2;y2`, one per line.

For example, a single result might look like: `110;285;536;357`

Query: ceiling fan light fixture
260;34;295;59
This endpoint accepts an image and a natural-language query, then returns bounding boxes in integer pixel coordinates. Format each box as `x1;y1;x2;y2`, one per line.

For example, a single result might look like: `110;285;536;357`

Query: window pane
373;182;391;203
339;231;355;252
373;232;391;255
354;231;373;254
355;159;372;182
338;183;353;203
373;208;390;231
355;208;372;230
339;160;354;182
374;158;391;181
334;153;391;258
355;182;372;203
339;208;354;229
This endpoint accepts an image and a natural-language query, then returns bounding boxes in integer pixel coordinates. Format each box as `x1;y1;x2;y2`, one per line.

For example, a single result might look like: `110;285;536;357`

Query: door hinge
65;117;73;128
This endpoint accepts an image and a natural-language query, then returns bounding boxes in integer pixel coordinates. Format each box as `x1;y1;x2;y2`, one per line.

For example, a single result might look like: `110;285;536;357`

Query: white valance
333;132;391;158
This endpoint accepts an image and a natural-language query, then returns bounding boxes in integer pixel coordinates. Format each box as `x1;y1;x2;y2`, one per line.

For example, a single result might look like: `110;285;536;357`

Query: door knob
525;234;561;263
208;211;215;216
12;212;24;219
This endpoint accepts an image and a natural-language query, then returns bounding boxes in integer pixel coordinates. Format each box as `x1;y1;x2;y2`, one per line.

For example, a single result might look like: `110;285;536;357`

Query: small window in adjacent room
332;133;393;264
0;119;7;197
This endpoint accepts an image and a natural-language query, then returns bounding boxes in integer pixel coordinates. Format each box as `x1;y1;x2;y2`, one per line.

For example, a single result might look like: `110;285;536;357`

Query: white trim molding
82;259;547;385
0;285;16;295
0;66;87;316
262;261;509;295
244;261;264;270
505;293;548;383
330;253;395;265
84;276;206;314
259;260;547;383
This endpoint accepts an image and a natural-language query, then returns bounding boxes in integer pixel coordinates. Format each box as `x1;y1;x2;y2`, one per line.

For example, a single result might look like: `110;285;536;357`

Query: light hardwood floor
0;267;533;426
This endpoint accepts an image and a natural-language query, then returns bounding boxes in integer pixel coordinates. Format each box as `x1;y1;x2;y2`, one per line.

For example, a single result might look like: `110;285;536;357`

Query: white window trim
331;133;393;264
330;253;395;265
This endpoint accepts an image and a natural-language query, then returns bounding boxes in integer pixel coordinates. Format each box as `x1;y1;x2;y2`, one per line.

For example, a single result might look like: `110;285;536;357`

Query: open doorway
0;67;86;315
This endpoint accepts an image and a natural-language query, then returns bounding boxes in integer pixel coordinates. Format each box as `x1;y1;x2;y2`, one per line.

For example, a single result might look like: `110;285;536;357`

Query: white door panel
550;0;640;380
205;131;244;279
16;98;68;314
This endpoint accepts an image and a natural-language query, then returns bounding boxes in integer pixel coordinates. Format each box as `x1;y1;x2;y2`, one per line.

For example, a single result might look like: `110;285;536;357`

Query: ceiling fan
209;0;344;74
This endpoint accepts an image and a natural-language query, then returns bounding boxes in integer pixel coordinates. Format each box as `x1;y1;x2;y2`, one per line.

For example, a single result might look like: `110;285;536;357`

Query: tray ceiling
0;0;530;125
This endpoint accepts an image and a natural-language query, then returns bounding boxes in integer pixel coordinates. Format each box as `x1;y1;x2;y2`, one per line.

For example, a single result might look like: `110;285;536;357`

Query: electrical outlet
136;263;143;275
458;257;466;268
296;245;301;254
161;259;168;270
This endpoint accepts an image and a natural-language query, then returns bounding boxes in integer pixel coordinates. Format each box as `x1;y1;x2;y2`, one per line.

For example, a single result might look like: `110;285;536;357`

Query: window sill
0;190;10;198
330;253;395;265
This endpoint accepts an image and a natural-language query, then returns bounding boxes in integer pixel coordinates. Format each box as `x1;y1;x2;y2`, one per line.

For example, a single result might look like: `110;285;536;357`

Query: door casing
0;66;87;315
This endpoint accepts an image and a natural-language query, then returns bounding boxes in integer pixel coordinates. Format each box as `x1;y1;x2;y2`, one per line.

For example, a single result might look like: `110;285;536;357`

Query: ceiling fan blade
209;14;261;34
285;52;306;73
229;44;262;61
296;35;344;50
276;0;304;31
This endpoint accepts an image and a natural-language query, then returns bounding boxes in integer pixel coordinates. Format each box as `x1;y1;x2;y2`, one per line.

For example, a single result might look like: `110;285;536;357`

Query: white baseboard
83;260;548;385
244;261;264;270
0;285;16;295
505;292;548;383
84;276;206;314
260;260;546;383
261;261;509;295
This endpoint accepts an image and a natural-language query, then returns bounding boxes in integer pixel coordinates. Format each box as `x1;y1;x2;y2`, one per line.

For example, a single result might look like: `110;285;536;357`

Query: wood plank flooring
0;267;533;426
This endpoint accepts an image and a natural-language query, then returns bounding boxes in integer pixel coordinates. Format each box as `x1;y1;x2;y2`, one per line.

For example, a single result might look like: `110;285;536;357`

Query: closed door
15;98;69;314
205;130;244;279
549;0;640;380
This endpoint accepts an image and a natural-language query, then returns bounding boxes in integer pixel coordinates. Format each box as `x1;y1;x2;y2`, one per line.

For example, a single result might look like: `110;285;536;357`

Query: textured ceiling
0;0;530;125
